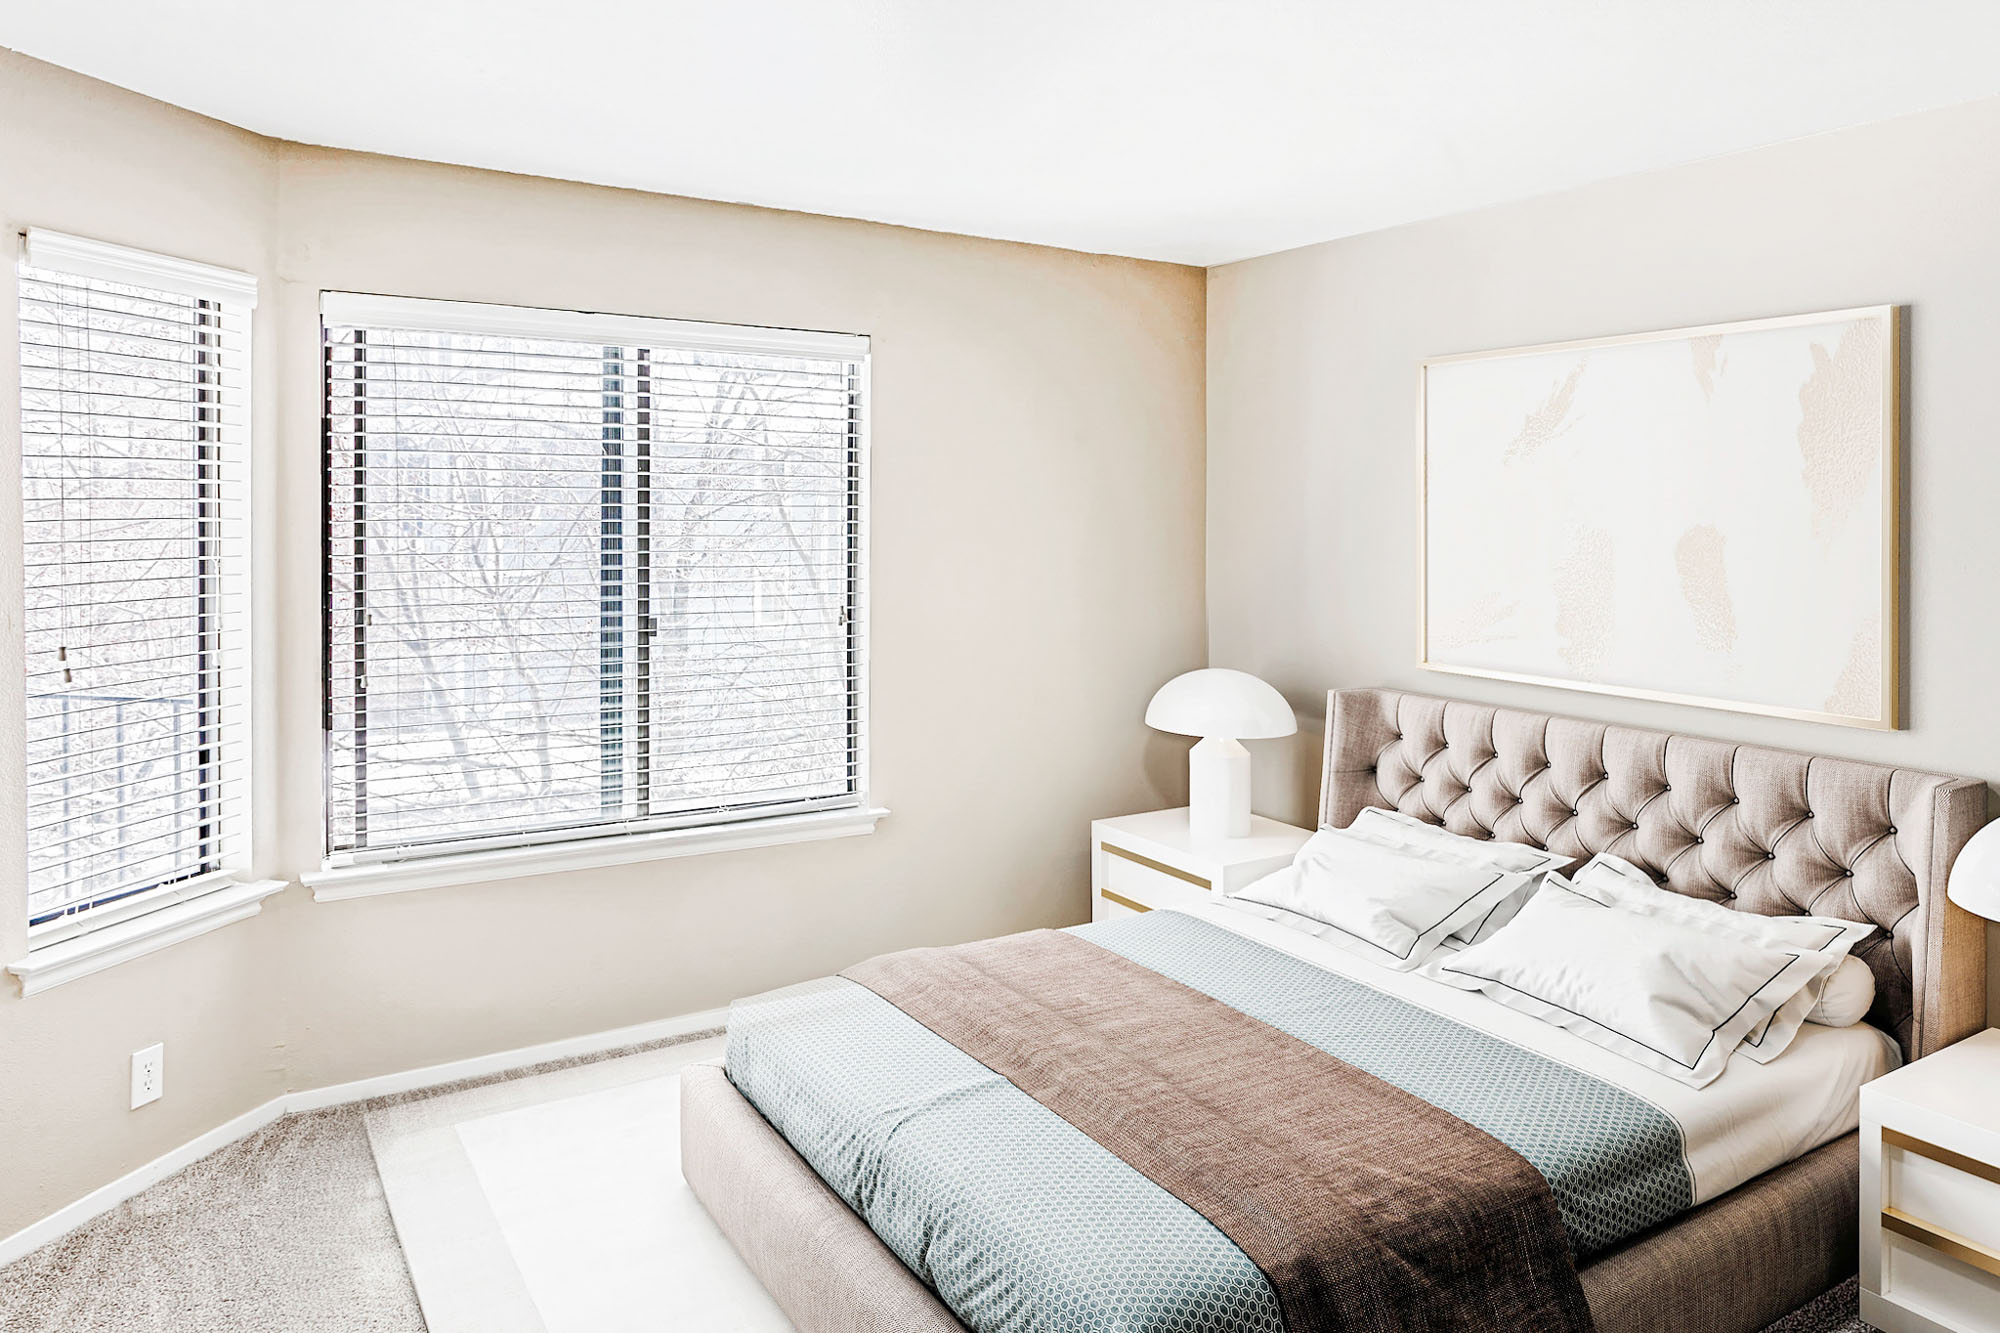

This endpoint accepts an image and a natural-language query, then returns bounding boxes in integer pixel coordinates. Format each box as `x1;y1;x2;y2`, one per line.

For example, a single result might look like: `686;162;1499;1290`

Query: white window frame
304;293;883;901
7;231;282;996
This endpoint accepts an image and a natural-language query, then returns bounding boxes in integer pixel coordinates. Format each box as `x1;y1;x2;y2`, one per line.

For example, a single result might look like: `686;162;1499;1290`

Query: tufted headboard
1322;688;1990;1061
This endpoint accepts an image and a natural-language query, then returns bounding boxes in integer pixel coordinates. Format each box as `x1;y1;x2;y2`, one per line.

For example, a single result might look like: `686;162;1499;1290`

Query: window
18;231;255;929
320;295;868;871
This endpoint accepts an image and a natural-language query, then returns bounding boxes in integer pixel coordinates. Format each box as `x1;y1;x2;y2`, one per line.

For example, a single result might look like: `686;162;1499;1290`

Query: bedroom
1;3;1998;1332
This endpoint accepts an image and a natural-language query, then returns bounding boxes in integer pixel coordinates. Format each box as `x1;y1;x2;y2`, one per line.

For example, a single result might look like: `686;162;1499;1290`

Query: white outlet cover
131;1043;164;1109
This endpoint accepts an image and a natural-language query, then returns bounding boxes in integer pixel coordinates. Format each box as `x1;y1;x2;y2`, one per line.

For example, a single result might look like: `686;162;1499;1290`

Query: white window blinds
321;294;868;866
18;231;256;927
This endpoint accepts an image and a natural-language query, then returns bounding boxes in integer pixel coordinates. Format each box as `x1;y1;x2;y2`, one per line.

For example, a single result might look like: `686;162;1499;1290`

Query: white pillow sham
1230;828;1536;971
1570;853;1877;1062
1434;879;1841;1088
1347;807;1569;874
1345;807;1567;945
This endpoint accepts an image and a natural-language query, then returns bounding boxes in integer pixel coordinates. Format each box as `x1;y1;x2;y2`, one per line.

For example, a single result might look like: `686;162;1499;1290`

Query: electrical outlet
131;1043;164;1109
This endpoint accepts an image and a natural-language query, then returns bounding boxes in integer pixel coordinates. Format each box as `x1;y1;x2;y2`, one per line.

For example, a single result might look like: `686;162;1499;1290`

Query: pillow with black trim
1228;828;1538;972
1346;806;1567;946
1434;878;1841;1088
1571;853;1875;1062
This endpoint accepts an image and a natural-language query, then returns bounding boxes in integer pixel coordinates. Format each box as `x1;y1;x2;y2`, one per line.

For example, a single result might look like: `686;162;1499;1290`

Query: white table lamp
1145;669;1297;841
1947;820;2000;922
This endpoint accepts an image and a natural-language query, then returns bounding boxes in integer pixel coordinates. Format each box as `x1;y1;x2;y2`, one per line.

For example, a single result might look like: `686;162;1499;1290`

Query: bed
682;687;1991;1333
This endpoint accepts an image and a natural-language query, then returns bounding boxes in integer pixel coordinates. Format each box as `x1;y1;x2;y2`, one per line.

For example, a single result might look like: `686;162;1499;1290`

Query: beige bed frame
683;688;1990;1333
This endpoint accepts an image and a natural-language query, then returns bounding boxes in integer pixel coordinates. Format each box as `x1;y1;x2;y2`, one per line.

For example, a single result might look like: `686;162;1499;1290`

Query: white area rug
365;1036;794;1333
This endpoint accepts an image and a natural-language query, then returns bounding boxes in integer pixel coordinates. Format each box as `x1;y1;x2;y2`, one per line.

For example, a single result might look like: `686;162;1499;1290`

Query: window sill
8;877;288;997
302;804;891;902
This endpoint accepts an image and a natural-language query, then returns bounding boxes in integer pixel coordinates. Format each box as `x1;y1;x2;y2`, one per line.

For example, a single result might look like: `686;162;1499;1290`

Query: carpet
363;1034;791;1333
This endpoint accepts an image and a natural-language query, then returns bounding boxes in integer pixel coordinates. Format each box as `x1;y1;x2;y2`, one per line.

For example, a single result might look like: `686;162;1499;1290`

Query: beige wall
1207;94;2000;1023
0;48;1206;1238
0;52;291;1245
265;145;1206;1090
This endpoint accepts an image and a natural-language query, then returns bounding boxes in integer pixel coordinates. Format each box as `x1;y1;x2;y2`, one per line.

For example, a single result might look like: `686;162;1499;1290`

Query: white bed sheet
1186;899;1898;1205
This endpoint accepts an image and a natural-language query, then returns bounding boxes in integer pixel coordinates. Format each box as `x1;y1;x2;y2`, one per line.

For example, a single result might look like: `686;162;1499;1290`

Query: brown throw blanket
843;928;1594;1333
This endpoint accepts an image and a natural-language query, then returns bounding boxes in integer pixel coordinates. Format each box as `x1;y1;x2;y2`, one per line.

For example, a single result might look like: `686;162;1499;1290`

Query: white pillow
1570;853;1876;1063
1346;808;1566;945
1807;954;1876;1027
1348;807;1569;874
1230;828;1536;972
1435;879;1841;1088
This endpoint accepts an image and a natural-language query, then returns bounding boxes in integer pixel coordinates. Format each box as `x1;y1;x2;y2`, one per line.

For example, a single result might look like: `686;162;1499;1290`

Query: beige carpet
0;1023;1875;1333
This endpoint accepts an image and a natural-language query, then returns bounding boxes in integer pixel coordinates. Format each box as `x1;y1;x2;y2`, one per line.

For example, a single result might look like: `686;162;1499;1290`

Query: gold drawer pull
1882;1207;2000;1279
1098;887;1150;913
1883;1127;2000;1187
1100;843;1211;890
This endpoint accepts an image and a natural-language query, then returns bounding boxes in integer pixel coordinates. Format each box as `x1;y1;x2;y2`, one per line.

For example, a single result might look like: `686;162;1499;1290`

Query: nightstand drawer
1100;844;1214;915
1881;1129;2000;1278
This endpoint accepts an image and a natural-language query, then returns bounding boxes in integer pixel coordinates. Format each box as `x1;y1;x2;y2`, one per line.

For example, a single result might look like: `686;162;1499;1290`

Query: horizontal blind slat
331;778;855;847
325;715;856;763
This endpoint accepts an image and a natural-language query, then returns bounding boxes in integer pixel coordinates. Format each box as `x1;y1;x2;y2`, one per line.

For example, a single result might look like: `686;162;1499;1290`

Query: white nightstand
1860;1027;2000;1333
1089;808;1311;923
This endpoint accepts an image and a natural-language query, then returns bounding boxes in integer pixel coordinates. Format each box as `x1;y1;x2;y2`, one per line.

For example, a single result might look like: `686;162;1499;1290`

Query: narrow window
18;233;255;928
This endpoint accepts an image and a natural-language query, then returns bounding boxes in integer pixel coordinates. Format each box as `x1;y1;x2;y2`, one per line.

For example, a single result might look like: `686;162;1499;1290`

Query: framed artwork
1419;306;1900;730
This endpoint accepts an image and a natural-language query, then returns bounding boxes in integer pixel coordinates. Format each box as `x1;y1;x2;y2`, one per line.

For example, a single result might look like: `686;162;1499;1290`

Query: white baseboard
284;1006;729;1111
0;1005;730;1269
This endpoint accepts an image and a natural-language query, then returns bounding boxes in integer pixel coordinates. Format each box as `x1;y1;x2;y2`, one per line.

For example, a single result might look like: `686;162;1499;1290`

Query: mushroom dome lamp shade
1145;669;1297;840
1947;819;2000;922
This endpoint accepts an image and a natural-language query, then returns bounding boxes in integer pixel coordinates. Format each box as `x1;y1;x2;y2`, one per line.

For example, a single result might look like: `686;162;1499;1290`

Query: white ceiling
4;1;1999;266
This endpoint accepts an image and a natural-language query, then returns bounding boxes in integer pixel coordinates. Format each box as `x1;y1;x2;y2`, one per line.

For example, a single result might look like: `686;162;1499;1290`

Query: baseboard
284;1006;730;1111
0;1004;731;1269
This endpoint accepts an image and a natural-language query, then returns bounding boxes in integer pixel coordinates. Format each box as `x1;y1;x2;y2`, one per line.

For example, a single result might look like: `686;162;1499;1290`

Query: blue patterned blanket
725;910;1692;1333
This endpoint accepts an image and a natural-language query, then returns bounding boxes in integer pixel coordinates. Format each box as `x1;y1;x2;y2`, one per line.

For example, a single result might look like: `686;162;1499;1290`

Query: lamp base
1188;736;1252;841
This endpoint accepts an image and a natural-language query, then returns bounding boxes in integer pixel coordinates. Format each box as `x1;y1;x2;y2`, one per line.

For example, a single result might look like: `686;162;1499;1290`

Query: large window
321;295;867;869
18;232;254;928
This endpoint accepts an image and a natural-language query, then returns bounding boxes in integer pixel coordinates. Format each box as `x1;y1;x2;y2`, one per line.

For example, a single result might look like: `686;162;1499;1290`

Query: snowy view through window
323;324;863;859
19;269;236;924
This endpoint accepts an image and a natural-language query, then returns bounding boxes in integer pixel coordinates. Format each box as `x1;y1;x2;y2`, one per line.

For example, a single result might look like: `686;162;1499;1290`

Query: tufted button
1887;826;1897;835
1630;822;1640;831
1805;810;1814;819
1729;796;1739;805
1842;868;1853;878
1764;851;1775;860
1695;836;1704;844
1569;808;1580;818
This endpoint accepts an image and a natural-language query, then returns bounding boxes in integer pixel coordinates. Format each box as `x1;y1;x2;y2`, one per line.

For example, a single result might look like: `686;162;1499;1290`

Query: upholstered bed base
680;1060;1860;1333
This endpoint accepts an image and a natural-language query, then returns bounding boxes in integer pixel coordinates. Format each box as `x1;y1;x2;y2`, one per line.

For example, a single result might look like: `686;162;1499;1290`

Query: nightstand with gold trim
1860;1027;2000;1333
1089;808;1311;924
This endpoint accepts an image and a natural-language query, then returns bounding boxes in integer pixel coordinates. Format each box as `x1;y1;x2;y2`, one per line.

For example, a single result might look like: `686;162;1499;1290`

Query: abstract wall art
1420;306;1899;729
